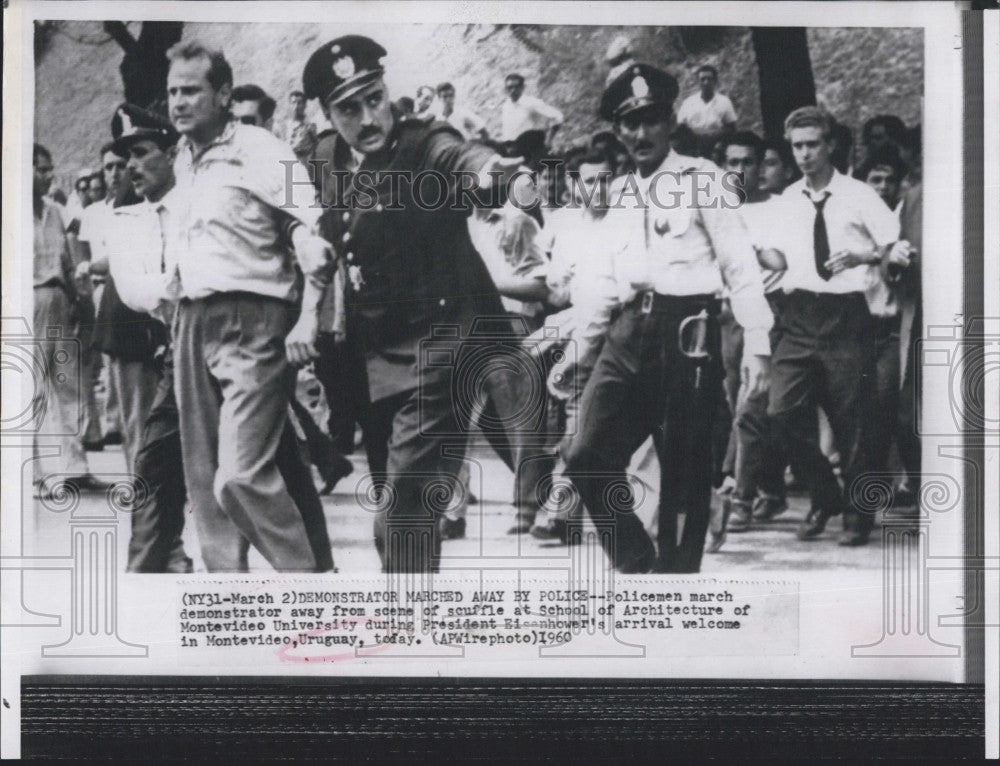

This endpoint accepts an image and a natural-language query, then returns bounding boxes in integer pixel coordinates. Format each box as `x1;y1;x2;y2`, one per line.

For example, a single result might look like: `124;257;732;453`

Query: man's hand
824;249;876;275
480;155;538;208
546;355;578;401
885;239;916;269
74;261;91;281
741;353;770;398
285;310;319;367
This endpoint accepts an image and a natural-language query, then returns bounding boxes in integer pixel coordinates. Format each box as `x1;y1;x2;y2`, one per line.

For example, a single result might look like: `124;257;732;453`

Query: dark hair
395;96;415;114
566;147;613;175
721;130;765;163
855;142;907;183
696;64;718;79
668;123;699;156
902;124;921;155
862;114;907;146
166;40;233;91
416;85;435;98
762;137;795;168
831;121;854;174
99;141;125;159
437;82;455;95
505;73;524;85
33;143;52;165
232;84;276;122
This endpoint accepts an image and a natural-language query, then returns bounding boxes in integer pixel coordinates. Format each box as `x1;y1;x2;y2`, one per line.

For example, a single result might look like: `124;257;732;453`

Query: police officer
550;64;773;573
297;36;529;573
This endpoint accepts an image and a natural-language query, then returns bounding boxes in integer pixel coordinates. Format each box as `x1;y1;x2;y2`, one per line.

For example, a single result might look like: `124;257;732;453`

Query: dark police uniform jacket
318;116;505;402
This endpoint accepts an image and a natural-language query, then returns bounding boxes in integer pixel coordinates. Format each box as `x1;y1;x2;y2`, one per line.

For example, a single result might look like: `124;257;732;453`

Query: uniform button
375;203;384;212
341;212;350;224
342;231;351;243
346;252;354;262
438;298;446;307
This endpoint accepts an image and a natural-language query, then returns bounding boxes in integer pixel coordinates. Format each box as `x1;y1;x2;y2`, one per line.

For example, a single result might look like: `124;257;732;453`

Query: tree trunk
751;27;816;140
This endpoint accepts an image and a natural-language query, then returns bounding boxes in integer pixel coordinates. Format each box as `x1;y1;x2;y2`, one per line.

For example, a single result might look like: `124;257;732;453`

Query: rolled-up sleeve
700;202;774;356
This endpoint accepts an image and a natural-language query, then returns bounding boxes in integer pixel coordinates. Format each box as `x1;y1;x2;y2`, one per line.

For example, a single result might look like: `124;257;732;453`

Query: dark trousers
128;360;190;573
768;290;876;532
734;388;787;504
366;377;464;574
718;308;743;481
129;355;334;573
896;307;921;485
870;317;902;475
564;294;722;574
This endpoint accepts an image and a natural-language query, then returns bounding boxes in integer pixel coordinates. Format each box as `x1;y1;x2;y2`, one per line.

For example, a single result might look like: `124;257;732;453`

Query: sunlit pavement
28;444;885;574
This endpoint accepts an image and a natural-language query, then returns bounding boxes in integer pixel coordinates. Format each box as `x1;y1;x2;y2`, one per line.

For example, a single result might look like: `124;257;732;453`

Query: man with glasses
551;63;772;573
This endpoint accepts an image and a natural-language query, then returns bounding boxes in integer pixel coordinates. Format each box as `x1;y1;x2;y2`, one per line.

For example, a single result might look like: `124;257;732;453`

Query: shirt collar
179;118;238;162
793;169;848;202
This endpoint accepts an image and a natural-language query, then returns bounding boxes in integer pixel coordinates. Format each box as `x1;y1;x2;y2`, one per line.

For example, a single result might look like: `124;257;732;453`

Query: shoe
102;431;123;446
530;518;567;543
319;455;353;496
69;474;113;492
618;550;655;574
705;529;726;554
751;494;788;521
467;492;479;505
796;508;832;540
837;529;871;547
507;521;533;535
439;516;466;540
727;500;752;533
83;439;104;452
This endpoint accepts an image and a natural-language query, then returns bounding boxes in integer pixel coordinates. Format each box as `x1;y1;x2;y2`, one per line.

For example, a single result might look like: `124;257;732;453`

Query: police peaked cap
303;35;388;105
599;63;680;121
111;103;178;152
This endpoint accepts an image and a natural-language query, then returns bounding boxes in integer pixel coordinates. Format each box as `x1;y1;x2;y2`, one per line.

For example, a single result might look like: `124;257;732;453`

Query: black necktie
811;193;832;281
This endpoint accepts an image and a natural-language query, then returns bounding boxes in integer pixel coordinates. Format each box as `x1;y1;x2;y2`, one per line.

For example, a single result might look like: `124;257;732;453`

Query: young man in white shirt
767;106;909;546
436;82;488;141
500;73;563;146
676;65;738;158
707;131;788;549
530;147;619;542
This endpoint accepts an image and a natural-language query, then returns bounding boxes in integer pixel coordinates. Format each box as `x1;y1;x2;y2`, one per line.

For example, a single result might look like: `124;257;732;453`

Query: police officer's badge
348;264;365;292
333;53;356;80
630;75;649;99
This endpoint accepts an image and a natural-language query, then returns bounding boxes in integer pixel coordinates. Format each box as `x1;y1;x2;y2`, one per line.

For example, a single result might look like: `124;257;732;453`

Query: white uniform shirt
576;151;773;358
770;171;900;296
104;190;181;326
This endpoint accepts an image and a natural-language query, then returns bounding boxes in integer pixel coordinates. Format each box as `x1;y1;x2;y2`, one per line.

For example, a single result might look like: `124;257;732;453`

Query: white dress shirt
676;91;737;135
104;190;181;326
500;94;564;142
770;171;900;296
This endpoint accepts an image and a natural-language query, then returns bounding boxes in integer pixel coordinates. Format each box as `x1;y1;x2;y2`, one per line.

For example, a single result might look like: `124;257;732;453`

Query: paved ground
31;443;886;573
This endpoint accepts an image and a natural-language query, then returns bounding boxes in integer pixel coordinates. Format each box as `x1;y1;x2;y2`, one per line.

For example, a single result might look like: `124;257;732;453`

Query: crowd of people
31;32;923;574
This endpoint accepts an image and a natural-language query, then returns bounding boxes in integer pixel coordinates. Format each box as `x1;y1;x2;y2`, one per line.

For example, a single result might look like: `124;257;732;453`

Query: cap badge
333;55;356;80
631;76;649;99
118;108;136;137
331;44;341;54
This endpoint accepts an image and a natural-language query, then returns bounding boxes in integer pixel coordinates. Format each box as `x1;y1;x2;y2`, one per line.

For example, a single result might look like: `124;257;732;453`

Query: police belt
626;291;721;319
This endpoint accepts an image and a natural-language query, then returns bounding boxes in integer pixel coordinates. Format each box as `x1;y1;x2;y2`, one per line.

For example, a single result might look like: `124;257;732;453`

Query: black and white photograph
2;0;995;759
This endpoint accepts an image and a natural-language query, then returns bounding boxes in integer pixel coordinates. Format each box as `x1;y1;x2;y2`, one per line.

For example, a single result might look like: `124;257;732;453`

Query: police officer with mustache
551;64;773;573
297;36;530;573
